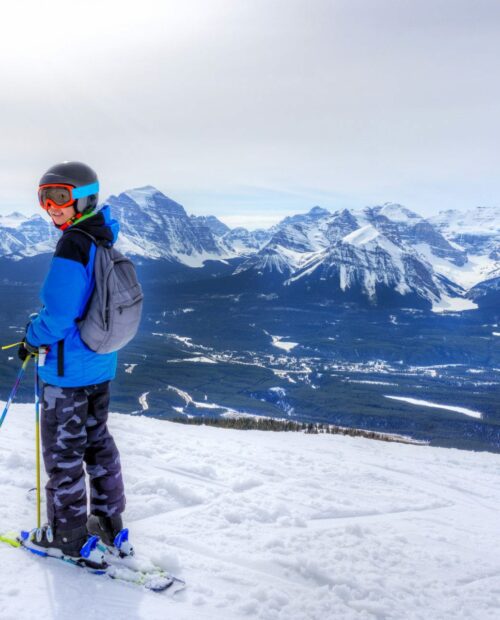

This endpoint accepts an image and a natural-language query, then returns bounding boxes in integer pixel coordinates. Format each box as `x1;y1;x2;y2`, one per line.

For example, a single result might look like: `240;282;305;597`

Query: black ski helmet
39;161;99;213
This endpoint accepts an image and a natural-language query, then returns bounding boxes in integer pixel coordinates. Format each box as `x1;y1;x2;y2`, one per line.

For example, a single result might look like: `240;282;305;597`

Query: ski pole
0;355;32;429
1;341;24;350
34;355;42;530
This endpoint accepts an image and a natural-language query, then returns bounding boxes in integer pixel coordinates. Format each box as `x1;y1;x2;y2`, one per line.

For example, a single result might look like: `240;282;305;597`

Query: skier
18;161;128;567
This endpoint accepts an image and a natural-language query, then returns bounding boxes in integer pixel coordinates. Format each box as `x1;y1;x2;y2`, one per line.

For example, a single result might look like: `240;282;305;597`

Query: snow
340;219;410;284
432;294;478;313
340;225;412;298
431;206;500;236
117;241;230;268
166;385;221;410
0;403;499;619
384;395;483;419
270;335;299;351
347;380;399;386
339;263;348;291
168;356;217;364
285;253;324;283
123;186;160;209
166;334;205;349
268;247;303;271
415;243;496;289
165;385;253;418
176;250;227;269
138;392;149;411
115;235;158;258
378;203;423;223
342;224;380;247
0;212;28;229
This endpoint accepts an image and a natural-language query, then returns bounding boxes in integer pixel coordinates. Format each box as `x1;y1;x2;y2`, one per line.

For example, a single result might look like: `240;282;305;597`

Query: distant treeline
172;416;425;446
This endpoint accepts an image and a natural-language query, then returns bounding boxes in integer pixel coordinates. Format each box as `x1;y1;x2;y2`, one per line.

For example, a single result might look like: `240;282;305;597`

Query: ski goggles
38;182;99;210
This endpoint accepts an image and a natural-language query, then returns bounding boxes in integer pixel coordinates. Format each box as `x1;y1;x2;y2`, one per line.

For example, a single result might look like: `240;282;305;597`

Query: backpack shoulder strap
66;227;98;244
67;227;113;248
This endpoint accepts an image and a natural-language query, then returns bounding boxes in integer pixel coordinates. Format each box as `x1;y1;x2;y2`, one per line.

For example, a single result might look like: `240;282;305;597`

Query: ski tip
164;578;187;595
0;532;22;548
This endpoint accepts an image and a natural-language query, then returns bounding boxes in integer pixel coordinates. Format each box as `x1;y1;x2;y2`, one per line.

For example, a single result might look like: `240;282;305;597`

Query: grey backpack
71;229;144;354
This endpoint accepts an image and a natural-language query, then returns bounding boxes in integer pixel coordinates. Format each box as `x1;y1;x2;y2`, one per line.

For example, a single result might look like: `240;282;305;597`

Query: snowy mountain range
0;212;59;257
232;202;499;312
1;187;499;311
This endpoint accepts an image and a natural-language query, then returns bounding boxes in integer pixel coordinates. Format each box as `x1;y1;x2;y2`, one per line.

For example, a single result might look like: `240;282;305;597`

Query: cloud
1;0;499;218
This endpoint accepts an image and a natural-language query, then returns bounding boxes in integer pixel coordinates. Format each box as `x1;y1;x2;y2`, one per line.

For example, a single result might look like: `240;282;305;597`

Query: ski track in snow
0;403;499;620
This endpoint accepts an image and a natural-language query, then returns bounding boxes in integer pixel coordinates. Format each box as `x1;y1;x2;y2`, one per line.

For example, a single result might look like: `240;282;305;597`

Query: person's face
48;204;77;226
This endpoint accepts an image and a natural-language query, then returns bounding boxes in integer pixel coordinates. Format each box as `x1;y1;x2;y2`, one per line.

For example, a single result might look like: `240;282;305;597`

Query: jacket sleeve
27;254;89;346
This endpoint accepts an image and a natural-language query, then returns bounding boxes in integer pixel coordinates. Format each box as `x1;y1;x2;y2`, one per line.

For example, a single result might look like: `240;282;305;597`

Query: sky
1;0;499;229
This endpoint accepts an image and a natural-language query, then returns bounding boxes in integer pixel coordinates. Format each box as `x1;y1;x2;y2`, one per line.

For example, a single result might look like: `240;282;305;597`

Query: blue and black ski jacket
27;206;119;387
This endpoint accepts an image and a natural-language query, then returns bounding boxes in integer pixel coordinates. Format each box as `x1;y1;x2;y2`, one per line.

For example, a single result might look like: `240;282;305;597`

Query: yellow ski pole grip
1;342;24;350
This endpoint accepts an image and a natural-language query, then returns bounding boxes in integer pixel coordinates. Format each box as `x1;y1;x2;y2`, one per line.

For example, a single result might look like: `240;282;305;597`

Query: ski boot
20;524;106;569
87;514;134;557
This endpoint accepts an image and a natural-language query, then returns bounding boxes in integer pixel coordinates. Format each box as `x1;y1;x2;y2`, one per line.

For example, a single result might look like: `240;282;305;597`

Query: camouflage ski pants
41;381;126;529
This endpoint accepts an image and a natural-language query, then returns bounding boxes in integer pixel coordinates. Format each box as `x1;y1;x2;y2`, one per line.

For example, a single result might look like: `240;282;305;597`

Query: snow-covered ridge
105;187;234;266
0;213;60;259
0;211;29;229
0;191;498;309
0;402;499;620
430;205;500;236
237;201;498;310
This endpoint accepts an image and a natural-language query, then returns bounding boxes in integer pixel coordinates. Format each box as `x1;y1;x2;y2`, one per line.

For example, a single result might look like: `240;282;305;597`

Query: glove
19;312;40;361
18;339;38;362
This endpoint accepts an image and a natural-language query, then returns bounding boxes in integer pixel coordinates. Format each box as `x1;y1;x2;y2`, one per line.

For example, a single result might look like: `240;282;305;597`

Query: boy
19;161;128;567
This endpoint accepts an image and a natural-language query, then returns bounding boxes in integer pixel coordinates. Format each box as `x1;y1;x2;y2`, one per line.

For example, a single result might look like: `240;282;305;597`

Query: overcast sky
1;0;499;228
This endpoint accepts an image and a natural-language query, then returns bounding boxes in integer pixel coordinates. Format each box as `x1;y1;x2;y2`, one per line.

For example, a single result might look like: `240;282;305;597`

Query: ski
96;539;186;594
0;532;186;594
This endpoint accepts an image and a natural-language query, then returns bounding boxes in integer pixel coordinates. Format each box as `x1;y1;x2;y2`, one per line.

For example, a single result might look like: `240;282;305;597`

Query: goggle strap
72;182;99;199
59;209;96;231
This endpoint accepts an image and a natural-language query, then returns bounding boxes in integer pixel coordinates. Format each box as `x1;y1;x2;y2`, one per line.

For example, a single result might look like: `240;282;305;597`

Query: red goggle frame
38;184;76;210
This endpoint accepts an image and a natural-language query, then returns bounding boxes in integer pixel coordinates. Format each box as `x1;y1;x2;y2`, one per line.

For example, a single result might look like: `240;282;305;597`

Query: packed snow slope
0;403;499;620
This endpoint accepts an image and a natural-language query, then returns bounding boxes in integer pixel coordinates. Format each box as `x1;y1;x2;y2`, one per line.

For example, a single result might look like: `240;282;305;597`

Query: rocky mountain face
428;206;500;305
0;213;59;259
220;227;272;254
190;215;231;238
364;205;467;266
430;206;500;258
232;202;495;310
1;189;498;311
104;187;230;265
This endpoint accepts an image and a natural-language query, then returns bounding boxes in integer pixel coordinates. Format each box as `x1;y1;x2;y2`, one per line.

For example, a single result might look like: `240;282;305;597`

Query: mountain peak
280;206;330;227
109;186;187;218
127;184;159;194
0;212;28;229
122;185;163;205
308;206;330;217
376;203;423;223
190;214;231;237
